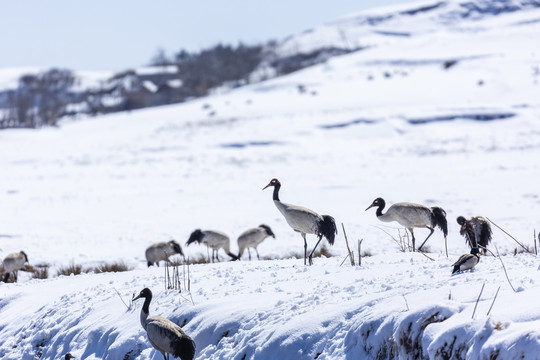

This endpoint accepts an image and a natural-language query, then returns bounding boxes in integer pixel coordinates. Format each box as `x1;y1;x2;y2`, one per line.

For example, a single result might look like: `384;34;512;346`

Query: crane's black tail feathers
478;222;493;248
172;335;196;360
462;222;476;248
431;207;448;237
317;215;338;245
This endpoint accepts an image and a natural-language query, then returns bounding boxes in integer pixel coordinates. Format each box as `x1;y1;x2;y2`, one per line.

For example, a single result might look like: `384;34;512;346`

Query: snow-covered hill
1;0;539;358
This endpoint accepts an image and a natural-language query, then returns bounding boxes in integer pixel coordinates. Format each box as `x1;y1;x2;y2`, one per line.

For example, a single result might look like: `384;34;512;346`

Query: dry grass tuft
187;254;211;265
56;262;86;276
92;261;131;273
31;264;49;280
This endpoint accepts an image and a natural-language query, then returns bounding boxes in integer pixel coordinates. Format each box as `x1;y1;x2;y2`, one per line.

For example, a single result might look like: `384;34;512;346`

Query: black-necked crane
263;178;337;265
366;198;448;252
457;216;492;254
452;247;480;274
146;240;185;267
2;251;29;282
64;353;76;360
133;288;196;360
237;224;275;260
186;229;239;262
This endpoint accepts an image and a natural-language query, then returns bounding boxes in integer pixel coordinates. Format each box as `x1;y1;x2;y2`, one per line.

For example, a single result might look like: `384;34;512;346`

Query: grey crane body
133;288;196;360
263;178;337;265
237;224;275;260
2;251;28;282
366;198;448;251
186;229;239;262
452;248;480;274
146;240;184;267
457;216;492;254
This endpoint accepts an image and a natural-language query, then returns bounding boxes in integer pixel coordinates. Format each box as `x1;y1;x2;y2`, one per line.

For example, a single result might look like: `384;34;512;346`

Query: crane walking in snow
452;247;480;274
186;229;239;262
263;178;337;265
237;224;275;260
457;216;492;254
2;251;29;283
133;288;196;360
366;197;447;252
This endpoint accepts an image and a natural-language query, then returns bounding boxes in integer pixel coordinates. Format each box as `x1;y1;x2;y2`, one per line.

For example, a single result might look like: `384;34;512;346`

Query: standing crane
263;178;337;265
133;288;196;360
365;197;447;252
2;251;29;282
457;216;492;254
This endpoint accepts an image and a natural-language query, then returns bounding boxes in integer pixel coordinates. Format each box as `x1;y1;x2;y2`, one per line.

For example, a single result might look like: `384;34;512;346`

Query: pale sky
0;1;416;72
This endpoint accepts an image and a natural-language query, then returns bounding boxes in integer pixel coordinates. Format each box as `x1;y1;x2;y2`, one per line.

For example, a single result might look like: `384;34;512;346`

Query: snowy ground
1;0;540;359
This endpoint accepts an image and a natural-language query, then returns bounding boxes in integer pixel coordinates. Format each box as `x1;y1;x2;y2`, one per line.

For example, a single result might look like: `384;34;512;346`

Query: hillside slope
0;0;540;359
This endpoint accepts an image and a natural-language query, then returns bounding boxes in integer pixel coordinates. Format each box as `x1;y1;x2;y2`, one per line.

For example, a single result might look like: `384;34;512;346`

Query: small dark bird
366;198;448;251
457;216;492;254
452;247;480;274
263;178;337;265
64;353;76;360
133;288;196;360
186;229;239;262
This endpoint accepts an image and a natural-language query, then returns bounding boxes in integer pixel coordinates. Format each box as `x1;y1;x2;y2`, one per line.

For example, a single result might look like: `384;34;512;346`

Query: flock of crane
1;177;494;360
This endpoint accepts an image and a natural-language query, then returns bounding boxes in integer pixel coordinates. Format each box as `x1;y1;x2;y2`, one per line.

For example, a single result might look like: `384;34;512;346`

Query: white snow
1;0;540;359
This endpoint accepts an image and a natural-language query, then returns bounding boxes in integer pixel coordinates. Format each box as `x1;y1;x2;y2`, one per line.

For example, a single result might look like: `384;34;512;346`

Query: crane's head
20;251;29;263
259;224;275;238
365;197;385;211
263;178;280;190
456;216;466;226
133;287;152;301
186;229;204;245
169;240;184;255
65;353;76;360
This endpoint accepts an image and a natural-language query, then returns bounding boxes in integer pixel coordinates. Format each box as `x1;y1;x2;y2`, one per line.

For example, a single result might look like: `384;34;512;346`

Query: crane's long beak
132;294;142;301
365;203;375;211
262;182;272;190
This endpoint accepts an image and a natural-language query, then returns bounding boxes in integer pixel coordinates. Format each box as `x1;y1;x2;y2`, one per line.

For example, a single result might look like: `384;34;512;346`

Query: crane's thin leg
216;250;221;262
409;228;416;251
418;227;435;251
308;236;323;266
248;248;252;261
302;233;308;265
256;248;260;260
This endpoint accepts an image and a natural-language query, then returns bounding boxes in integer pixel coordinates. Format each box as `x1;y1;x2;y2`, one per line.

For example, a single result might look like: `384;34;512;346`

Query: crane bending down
186;229;239;262
263;178;337;265
366;197;447;251
133;288;196;360
237;224;275;260
457;216;492;254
